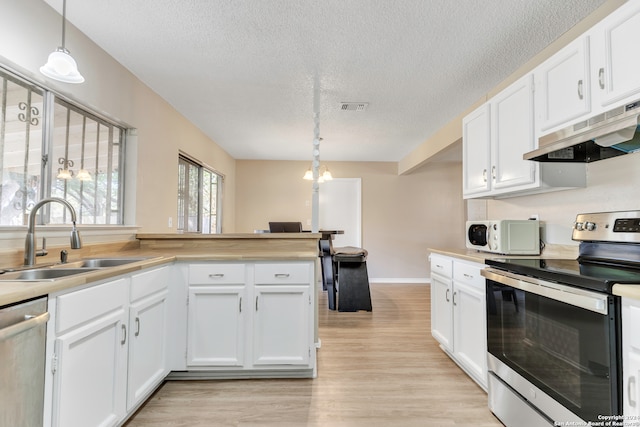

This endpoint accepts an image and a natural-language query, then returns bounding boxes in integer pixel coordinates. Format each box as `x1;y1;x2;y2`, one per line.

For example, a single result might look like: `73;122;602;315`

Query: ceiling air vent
340;102;369;111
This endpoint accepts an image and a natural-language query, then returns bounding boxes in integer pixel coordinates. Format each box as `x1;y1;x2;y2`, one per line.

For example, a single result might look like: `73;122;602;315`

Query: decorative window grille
0;67;125;226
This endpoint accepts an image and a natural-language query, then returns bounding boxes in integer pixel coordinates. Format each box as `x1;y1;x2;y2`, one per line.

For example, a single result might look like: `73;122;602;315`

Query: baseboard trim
369;278;430;284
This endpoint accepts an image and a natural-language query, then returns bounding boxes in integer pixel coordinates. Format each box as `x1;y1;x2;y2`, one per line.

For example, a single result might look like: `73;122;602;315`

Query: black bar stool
333;246;372;312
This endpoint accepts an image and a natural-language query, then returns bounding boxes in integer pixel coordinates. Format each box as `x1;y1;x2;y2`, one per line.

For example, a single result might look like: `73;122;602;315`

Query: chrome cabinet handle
452;291;457;306
274;273;290;278
435;264;443;269
630;376;637;408
239;297;242;313
135;317;140;337
255;296;259;311
577;79;584;99
463;273;474;280
445;288;450;302
209;273;224;278
598;68;605;90
482;169;487;182
121;324;127;345
491;166;496;180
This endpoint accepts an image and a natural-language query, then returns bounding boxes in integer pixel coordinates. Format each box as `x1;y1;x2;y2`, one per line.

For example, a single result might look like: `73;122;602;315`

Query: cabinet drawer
453;261;485;289
131;266;168;301
254;263;311;284
430;255;453;278
189;263;246;285
56;278;128;334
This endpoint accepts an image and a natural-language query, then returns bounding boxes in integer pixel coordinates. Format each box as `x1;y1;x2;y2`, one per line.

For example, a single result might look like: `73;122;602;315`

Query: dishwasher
0;296;49;427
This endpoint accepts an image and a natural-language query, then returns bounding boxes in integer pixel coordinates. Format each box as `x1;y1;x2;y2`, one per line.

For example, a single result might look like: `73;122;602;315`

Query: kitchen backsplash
476;153;640;246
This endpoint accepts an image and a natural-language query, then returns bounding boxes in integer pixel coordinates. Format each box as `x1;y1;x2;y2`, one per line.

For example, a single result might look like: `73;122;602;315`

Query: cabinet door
452;272;487;388
623;298;640;418
52;309;128;427
430;273;453;352
462;103;491;197
594;2;640;107
491;74;537;193
536;36;591;132
127;289;169;411
187;286;245;367
253;285;311;366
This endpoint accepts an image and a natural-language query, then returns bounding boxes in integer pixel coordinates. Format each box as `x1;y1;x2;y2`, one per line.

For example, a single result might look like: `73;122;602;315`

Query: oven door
483;268;621;423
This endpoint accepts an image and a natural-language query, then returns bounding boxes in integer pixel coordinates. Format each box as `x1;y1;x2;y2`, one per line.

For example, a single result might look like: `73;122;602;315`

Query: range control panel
613;218;640;233
573;211;640;242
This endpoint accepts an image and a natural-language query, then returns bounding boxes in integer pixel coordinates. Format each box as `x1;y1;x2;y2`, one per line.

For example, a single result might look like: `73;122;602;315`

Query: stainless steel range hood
524;99;640;162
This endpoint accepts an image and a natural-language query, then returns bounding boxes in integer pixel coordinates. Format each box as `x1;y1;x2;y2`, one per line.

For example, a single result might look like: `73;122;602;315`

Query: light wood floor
125;283;502;426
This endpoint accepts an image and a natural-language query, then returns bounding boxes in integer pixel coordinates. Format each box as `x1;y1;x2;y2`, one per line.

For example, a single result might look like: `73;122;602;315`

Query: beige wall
0;0;236;236
236;160;465;280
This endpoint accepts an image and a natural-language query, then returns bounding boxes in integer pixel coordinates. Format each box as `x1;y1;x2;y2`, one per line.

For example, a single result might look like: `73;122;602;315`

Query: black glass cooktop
485;257;640;294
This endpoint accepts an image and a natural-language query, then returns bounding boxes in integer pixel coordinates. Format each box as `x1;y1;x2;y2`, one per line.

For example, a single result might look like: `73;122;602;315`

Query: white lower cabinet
46;266;169;427
126;267;170;411
253;285;311;366
430;256;453;351
187;285;246;366
43;259;316;426
50;278;129;427
452;261;487;388
430;254;487;390
186;261;315;372
623;297;640;418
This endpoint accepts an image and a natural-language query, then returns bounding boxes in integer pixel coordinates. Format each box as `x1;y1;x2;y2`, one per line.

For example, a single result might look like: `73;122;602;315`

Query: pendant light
40;0;85;84
303;165;332;182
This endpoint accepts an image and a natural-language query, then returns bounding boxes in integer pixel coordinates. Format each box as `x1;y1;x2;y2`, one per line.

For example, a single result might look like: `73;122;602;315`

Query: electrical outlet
168;217;173;228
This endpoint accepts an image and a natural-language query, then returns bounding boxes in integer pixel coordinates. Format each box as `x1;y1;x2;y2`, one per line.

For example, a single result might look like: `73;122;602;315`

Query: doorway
319;178;362;248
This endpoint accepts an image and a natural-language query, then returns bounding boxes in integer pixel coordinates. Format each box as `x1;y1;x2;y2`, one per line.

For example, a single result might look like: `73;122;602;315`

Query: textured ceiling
44;0;606;161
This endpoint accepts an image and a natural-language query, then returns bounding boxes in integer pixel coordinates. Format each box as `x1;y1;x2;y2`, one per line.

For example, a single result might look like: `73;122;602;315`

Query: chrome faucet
24;197;82;266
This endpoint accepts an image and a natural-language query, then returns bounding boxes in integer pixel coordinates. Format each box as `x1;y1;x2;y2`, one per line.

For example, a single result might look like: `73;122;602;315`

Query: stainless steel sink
0;256;155;282
73;257;151;268
0;268;99;282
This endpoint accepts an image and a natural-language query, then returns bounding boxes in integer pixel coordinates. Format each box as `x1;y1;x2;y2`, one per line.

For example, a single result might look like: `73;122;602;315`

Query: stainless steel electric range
482;211;640;426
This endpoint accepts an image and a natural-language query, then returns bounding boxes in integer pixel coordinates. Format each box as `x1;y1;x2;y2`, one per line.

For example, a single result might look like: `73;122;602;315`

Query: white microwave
466;219;540;255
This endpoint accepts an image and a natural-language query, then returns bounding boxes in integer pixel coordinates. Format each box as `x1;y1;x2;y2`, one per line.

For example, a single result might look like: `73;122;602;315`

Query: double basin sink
0;257;153;282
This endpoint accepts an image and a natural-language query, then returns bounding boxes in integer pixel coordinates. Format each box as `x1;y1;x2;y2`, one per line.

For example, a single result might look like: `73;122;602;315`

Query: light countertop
428;244;579;264
0;233;321;307
429;247;640;301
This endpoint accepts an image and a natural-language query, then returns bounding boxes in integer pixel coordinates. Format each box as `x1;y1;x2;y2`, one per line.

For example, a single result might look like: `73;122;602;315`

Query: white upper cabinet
534;1;640;134
462;103;491;197
463;75;538;198
491;74;537;192
591;1;640;110
535;36;591;133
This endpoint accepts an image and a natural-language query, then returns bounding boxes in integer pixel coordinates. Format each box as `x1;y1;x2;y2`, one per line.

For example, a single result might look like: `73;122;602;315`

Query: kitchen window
0;68;124;226
177;154;222;233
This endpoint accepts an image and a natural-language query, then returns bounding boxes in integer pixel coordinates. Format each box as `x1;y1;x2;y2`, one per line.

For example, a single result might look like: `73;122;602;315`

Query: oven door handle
482;268;609;315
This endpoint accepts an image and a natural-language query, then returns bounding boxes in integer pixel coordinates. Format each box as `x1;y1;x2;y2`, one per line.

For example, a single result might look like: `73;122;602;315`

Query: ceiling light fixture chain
40;0;85;84
311;111;320;233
